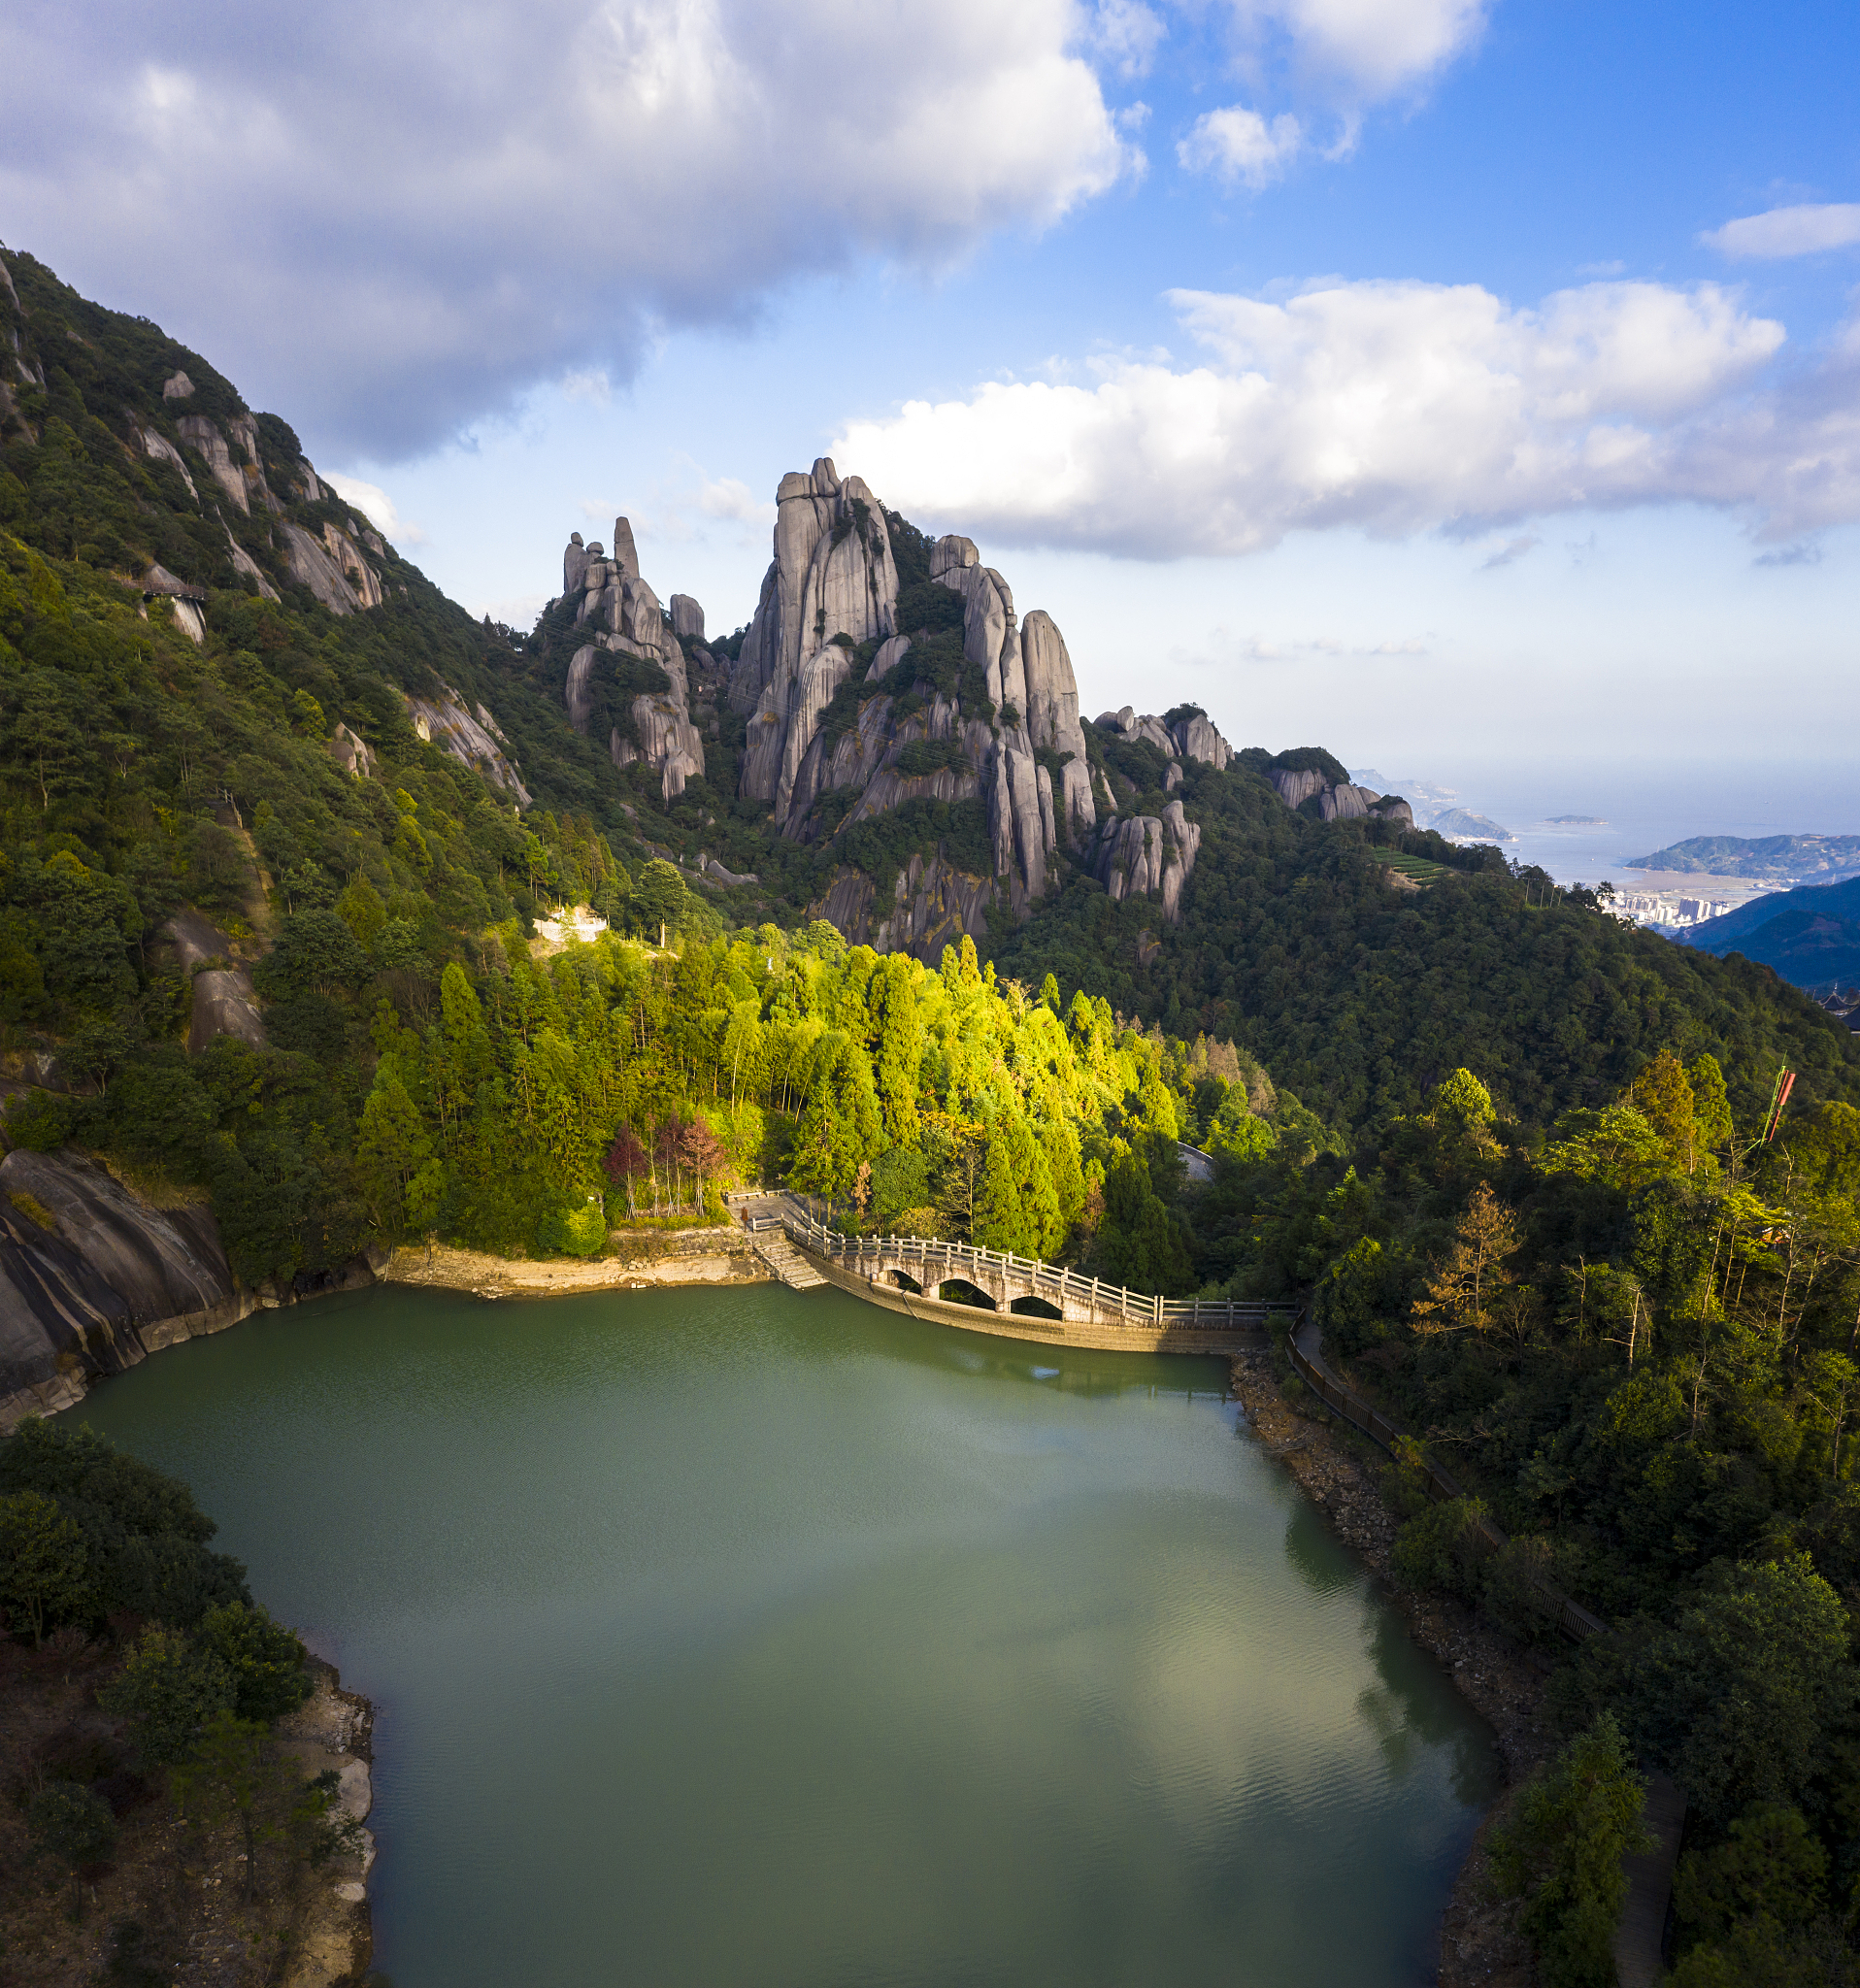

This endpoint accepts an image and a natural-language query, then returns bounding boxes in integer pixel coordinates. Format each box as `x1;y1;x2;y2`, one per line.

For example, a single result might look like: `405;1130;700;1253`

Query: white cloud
321;472;428;546
1224;0;1489;102
1178;1;1487;188
1087;0;1167;79
1178;107;1304;188
698;477;771;522
0;0;1132;455
828;276;1860;557
476;591;549;630
1703;203;1860;259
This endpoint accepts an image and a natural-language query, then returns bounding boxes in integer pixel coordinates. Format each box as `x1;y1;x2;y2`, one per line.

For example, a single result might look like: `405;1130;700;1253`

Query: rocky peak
670;593;705;643
161;370;195;400
558;523;706;803
612;517;641;580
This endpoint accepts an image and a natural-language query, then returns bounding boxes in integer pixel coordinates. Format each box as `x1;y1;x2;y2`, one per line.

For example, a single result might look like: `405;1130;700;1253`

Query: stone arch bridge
730;1195;1292;1356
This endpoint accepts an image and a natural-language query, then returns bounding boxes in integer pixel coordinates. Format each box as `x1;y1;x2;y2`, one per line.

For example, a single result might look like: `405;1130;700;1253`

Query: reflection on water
65;1280;1498;1988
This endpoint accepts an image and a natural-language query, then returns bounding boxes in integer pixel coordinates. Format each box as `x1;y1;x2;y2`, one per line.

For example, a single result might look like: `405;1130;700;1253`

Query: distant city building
1607;893;1739;931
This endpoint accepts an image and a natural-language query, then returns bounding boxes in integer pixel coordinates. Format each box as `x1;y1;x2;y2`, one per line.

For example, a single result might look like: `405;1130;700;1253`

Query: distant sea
1350;760;1860;891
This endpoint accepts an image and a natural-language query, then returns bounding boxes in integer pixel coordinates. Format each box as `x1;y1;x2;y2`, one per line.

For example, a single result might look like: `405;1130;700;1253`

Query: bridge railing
735;1198;1293;1333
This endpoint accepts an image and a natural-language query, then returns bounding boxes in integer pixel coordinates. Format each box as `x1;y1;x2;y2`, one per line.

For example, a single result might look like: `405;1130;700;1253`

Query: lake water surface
66;1281;1498;1987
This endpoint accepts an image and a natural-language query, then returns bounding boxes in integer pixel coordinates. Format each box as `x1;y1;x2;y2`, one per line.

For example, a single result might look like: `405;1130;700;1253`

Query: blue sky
6;0;1859;819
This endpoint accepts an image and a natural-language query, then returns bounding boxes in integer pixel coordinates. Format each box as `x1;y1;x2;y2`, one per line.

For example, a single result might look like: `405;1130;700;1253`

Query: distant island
1628;833;1860;882
1432;807;1514;843
1545;814;1607;826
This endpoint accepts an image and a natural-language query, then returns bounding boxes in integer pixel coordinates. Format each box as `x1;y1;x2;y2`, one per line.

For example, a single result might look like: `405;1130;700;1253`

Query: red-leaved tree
605;1125;649;1220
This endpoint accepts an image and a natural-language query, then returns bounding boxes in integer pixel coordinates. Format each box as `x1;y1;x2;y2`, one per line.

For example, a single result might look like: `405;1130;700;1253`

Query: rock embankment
381;1226;770;1299
0;1149;378;1434
277;1660;377;1988
1227;1344;1548;1988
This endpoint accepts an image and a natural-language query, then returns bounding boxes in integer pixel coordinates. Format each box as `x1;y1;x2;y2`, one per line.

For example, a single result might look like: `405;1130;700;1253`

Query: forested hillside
11;244;1860;1979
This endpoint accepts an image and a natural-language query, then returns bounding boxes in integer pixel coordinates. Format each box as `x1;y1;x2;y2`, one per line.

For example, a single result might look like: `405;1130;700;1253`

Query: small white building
534;904;610;945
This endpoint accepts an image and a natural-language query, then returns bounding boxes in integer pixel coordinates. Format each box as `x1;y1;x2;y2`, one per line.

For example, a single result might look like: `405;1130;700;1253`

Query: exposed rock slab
280;521;382;615
0;1149;256;1432
406;682;531;806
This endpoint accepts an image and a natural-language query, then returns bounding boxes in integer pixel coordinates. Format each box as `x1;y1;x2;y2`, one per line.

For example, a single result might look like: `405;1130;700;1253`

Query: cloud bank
0;0;1130;456
833;278;1860;555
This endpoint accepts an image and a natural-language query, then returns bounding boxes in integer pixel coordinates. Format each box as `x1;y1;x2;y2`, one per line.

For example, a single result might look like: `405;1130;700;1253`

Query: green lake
64;1280;1499;1986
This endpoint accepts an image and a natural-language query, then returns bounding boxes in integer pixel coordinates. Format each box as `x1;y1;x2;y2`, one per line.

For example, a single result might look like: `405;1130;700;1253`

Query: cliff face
0;1150;245;1430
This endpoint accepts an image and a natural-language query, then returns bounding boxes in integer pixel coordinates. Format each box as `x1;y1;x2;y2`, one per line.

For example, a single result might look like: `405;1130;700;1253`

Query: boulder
563;532;589;596
328;724;375;779
188;969;267;1055
669;593;705;643
929;536;979;579
161;370;195;400
1316;782;1378;822
1172;714;1233;771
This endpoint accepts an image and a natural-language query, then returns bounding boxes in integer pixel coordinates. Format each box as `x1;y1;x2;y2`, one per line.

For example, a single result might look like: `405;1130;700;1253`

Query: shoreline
22;1233;1530;1981
377;1226;771;1298
277;1656;378;1988
1227;1344;1545;1987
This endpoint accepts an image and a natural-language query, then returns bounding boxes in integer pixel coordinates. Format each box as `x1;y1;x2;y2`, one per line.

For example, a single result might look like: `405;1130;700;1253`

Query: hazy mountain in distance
1349;770;1458;829
1629;834;1860;882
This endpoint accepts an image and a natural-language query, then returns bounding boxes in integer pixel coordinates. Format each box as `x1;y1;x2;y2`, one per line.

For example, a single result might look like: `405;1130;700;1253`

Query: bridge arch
1010;1294;1064;1320
934;1278;997;1311
887;1269;923;1294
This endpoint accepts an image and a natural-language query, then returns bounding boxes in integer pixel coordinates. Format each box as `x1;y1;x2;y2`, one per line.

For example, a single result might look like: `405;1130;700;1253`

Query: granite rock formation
1267;767;1413;827
328;723;376;780
159;912;269;1055
1094;706;1235;773
720;460;1099;924
1086;799;1204;924
279;521;383;615
558;519;708;801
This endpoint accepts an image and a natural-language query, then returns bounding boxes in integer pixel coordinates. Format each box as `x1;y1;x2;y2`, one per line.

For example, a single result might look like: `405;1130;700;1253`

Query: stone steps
755;1236;825;1291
